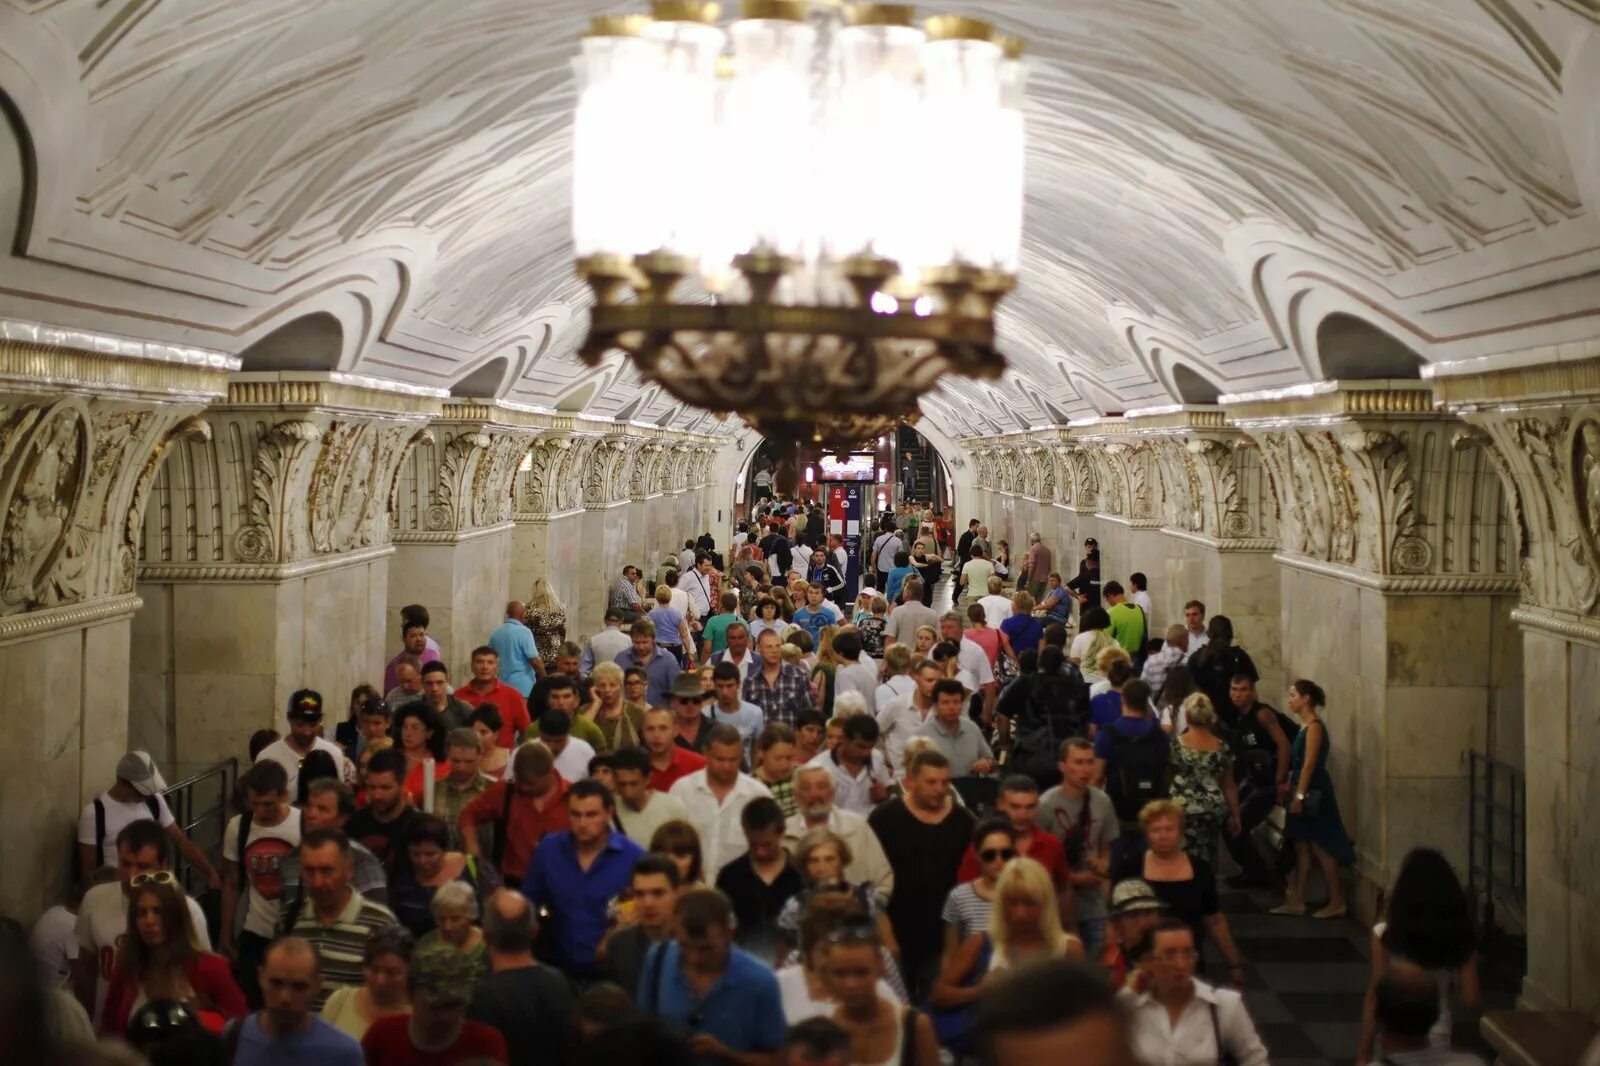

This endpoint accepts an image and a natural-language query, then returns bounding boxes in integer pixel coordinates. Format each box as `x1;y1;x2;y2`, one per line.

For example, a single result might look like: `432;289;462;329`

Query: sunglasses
130;871;178;888
824;918;880;944
979;848;1018;863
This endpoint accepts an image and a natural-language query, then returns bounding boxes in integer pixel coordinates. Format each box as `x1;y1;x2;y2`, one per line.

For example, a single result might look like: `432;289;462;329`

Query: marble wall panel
1523;631;1571;764
389;529;514;676
1523;868;1571;1009
128;584;174;765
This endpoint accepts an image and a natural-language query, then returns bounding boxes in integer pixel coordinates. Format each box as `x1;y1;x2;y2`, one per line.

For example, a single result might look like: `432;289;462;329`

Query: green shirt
701;612;739;655
537;714;606;752
1107;601;1147;656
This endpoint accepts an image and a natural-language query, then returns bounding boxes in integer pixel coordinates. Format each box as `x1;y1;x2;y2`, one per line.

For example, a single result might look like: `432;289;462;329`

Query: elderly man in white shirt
667;721;772;873
1119;919;1268;1066
782;764;894;902
875;660;943;774
677;554;716;621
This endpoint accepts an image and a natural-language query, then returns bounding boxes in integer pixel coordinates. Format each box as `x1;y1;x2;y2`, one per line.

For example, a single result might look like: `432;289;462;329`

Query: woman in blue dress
1272;678;1355;919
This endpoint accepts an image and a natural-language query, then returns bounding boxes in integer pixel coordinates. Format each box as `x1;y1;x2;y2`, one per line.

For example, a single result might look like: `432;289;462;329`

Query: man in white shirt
255;689;355;797
1128;572;1153;620
781;766;894;902
941;612;997;720
876;659;942;773
578;608;634;675
805;716;891;815
73;820;212;1024
1119;920;1266;1066
828;534;850;585
222;759;304;1006
611;747;691;846
830;631;879;716
678;554;716;620
1182;599;1210;657
667;723;773;873
535;710;596;782
677;540;697;576
977;576;1013;627
709;622;758;682
870;526;904;589
77;751;220;888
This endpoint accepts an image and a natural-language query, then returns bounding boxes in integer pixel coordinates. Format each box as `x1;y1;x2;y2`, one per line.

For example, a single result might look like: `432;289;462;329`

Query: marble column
0;321;233;920
389;401;539;675
1231;382;1520;912
131;372;439;776
1119;409;1283;692
510;428;590;633
1434;351;1600;1012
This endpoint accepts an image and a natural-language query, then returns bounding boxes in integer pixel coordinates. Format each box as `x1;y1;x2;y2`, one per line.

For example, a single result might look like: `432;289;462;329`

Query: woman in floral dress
1168;692;1242;869
526;577;567;671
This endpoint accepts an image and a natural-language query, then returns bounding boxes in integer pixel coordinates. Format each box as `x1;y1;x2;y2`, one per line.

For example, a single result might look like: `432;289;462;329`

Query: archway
1315;312;1426;380
236;312;343;372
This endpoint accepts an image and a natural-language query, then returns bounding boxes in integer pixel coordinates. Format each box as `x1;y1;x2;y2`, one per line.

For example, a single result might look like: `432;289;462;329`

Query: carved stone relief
0;401;90;611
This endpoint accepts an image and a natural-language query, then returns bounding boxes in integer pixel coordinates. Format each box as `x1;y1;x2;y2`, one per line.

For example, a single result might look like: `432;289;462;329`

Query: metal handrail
1467;750;1526;932
159;757;237;896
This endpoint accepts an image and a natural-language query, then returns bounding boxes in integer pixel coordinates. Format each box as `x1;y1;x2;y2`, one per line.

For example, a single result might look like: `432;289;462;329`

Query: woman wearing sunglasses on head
820;918;940;1066
100;875;246;1037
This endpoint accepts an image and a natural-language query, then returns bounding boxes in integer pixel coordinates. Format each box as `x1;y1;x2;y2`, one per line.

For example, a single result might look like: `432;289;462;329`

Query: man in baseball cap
255;688;354;797
77;751;219;885
1103;879;1170;987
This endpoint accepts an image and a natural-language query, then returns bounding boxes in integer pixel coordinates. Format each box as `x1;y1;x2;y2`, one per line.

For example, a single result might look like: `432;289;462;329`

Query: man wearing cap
254;689;355;797
580;607;634;675
361;941;508;1062
666;673;716;753
77;751;220;887
1103;880;1171;989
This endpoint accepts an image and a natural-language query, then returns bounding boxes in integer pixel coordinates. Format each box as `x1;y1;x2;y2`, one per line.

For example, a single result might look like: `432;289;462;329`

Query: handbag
1299;789;1324;819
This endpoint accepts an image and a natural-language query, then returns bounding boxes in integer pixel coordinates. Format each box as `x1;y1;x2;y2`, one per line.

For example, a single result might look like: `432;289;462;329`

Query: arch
236;312;343;372
554;377;602;413
1066;371;1125;417
1315;313;1425;380
450;356;510;398
1171;363;1222;403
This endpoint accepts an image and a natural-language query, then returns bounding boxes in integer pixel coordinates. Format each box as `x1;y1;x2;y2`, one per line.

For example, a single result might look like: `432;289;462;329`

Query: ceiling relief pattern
0;0;1595;439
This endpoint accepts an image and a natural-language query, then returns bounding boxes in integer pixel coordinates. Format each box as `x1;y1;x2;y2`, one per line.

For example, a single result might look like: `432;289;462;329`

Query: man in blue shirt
790;584;834;645
230;937;363;1065
488;601;543;697
615;618;682;708
638;887;786;1066
522;779;644;979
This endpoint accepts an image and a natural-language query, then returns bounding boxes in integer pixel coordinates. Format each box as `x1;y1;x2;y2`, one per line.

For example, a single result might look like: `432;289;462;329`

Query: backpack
1225;702;1298;786
1108;722;1169;821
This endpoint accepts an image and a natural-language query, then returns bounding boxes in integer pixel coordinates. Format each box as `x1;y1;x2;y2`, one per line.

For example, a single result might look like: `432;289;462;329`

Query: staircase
897;426;937;505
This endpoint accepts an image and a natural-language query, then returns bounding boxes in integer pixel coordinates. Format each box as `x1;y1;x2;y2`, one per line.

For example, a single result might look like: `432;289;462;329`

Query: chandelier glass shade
571;0;1025;448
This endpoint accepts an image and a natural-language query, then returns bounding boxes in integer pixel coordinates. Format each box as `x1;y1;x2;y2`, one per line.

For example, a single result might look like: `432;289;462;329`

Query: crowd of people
14;497;1494;1065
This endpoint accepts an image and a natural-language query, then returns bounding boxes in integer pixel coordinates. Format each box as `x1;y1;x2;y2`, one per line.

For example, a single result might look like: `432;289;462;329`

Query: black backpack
1108;723;1170;821
1226;702;1298;786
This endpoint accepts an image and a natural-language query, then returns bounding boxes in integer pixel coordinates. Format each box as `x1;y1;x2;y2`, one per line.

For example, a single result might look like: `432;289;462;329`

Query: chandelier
570;0;1025;449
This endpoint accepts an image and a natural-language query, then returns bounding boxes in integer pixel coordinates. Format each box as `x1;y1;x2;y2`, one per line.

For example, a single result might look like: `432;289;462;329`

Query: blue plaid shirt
742;659;814;726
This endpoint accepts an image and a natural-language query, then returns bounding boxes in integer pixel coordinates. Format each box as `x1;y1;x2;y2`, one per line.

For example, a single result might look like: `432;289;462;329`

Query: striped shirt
287;890;397;1009
940;881;993;941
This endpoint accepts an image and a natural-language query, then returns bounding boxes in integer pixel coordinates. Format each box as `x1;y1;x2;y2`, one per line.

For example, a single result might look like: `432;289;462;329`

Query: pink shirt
1026;542;1052;583
383;636;442;693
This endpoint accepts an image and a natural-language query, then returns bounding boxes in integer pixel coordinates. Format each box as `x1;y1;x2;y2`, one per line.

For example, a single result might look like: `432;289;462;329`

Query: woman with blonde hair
1169;692;1241;868
1113;799;1247;986
912;625;938;657
525;577;568;671
928;857;1081;1052
580;662;645;751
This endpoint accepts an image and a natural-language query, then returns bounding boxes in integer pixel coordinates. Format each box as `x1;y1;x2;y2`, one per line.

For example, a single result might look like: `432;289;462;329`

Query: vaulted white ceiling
0;0;1596;439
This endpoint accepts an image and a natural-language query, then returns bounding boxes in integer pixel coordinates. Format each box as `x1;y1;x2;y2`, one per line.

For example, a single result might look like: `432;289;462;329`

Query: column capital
0;324;232;633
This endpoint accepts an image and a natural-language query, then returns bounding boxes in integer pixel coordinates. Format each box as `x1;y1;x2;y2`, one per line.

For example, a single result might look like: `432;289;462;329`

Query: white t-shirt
254;737;354;798
76;882;210;1025
834;659;880;716
776;964;897;1025
551;737;597;783
977;594;1013;626
77;791;176;870
32;904;77;989
222;810;303;938
956;638;995;686
1131;590;1153;617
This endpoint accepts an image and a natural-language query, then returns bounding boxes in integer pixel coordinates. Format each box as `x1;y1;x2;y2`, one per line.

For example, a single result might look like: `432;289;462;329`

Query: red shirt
362;1014;508;1064
454;680;530;748
101;953;246;1036
648;746;707;793
956;829;1070;886
459;777;570;882
403;758;451;806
